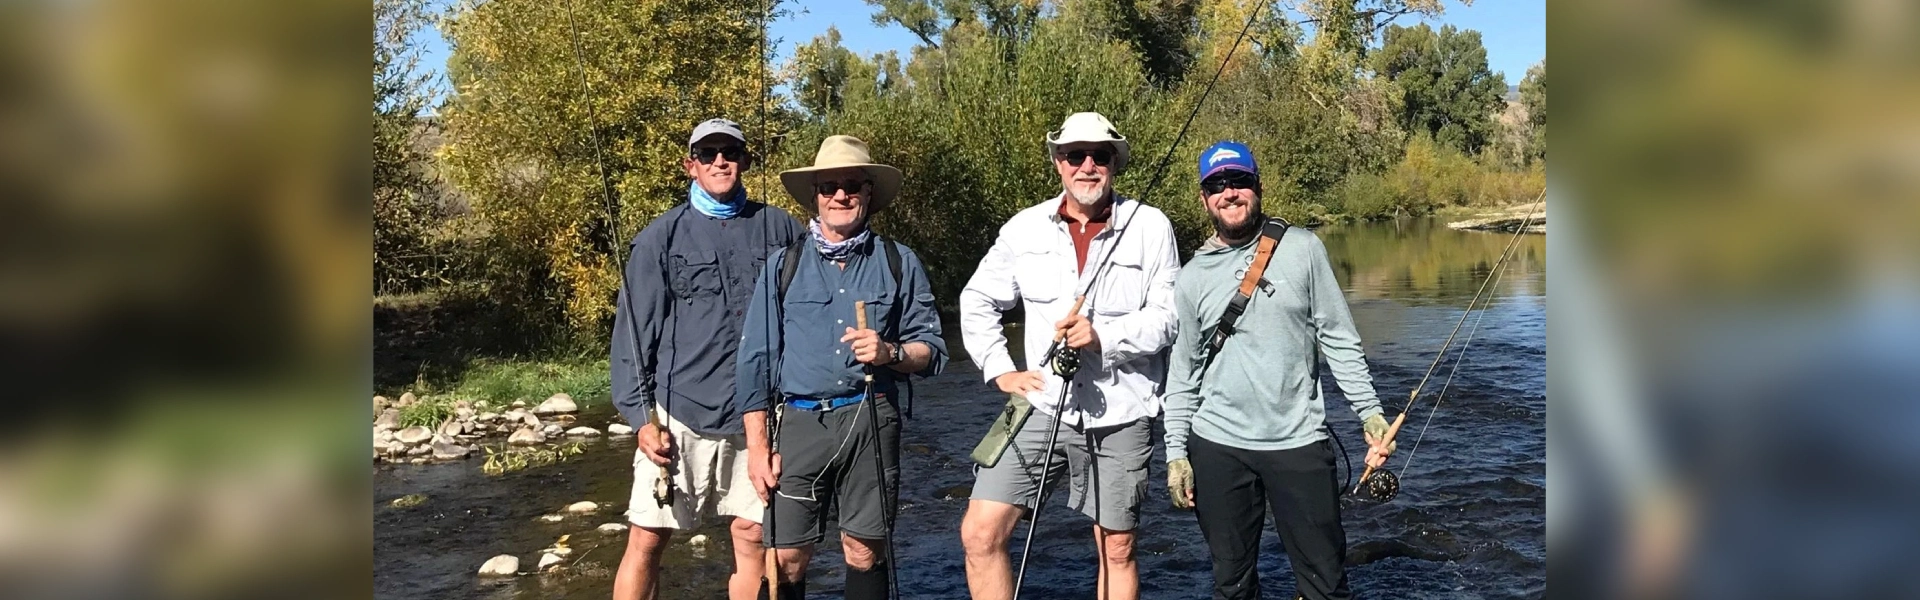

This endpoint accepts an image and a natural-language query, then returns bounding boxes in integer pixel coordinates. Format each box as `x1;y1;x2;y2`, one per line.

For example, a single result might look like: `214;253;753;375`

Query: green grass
442;358;610;408
397;400;454;429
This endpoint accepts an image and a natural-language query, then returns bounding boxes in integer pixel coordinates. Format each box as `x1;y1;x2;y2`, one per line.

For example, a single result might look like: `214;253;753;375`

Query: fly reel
1355;468;1399;503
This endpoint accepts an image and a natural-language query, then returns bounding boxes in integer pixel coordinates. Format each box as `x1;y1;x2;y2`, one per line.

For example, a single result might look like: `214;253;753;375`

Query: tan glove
1363;414;1397;453
1168;458;1196;510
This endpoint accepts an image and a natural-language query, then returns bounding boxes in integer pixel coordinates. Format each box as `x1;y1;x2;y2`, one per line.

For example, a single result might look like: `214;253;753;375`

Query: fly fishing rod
1352;197;1543;501
1013;4;1272;599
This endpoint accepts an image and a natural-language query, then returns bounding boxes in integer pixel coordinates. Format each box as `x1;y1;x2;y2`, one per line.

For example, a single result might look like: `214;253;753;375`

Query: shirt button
837;319;843;324
839;288;845;293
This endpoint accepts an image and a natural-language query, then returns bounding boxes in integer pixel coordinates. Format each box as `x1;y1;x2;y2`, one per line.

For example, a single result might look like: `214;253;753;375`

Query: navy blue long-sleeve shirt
735;235;948;413
611;202;803;435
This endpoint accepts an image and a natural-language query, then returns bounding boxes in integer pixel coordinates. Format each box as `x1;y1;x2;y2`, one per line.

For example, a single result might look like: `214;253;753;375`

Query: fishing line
1354;196;1542;501
560;0;620;255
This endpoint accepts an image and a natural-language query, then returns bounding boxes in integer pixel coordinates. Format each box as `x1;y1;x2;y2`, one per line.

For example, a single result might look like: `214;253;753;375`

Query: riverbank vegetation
374;0;1546;389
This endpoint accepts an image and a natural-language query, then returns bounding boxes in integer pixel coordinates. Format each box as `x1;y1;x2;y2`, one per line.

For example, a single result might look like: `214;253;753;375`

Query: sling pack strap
1199;217;1290;373
774;237;913;416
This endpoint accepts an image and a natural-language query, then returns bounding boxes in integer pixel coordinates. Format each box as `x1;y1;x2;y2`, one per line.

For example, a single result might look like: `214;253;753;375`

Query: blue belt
784;392;871;412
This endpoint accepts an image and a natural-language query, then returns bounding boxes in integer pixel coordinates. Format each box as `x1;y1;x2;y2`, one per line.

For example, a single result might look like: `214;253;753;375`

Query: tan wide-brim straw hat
779;135;903;213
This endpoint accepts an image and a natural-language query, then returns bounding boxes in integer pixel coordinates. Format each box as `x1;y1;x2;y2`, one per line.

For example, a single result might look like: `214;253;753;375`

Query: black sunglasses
815;179;872;197
1058;149;1114;167
692;146;747;164
1201;172;1260;196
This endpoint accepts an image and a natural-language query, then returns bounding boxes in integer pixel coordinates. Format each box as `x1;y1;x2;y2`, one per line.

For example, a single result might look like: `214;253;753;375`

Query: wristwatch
881;342;902;366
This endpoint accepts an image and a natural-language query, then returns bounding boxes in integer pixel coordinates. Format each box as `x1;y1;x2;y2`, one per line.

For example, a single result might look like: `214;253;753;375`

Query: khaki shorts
626;406;764;529
970;412;1153;531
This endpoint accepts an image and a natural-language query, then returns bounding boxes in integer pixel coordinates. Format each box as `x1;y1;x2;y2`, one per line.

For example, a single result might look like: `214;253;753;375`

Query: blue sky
411;0;1543;94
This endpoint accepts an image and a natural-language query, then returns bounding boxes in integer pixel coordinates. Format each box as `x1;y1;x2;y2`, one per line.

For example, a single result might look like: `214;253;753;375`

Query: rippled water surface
374;219;1545;599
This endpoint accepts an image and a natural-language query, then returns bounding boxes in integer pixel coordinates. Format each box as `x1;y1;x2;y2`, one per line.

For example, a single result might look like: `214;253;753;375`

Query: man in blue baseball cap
1160;141;1397;599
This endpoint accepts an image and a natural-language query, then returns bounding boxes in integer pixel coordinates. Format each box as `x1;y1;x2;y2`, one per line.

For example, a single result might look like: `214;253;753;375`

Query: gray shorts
766;397;899;548
971;411;1153;531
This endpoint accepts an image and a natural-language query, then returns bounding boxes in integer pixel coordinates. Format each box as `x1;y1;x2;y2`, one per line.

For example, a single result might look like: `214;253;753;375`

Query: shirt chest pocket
1090;251;1148;315
1012;247;1067;304
669;250;721;300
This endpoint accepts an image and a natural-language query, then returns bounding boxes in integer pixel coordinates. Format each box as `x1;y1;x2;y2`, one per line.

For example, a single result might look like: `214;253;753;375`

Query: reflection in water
374;219;1546;599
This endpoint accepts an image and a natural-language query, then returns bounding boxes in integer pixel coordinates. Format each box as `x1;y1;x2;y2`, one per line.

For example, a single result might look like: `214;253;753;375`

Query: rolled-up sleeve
897;247;949;377
734;247;783;414
960;223;1023;383
611;232;667;427
1306;232;1383;422
1092;212;1180;367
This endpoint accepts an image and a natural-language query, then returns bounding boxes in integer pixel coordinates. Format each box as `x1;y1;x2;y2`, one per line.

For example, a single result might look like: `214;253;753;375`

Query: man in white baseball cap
957;112;1181;600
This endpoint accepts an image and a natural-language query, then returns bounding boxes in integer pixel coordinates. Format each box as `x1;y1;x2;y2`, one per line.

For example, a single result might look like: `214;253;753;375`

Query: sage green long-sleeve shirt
1162;226;1383;462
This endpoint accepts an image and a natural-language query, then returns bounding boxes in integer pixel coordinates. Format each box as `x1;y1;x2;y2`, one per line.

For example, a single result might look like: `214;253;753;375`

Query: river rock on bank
478;554;519;576
398;392;418;407
373;409;399;431
566;426;600;437
395;426;432;445
534;393;577;415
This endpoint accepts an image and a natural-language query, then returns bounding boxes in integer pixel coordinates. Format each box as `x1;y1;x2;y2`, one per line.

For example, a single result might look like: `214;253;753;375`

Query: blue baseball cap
1198;140;1258;180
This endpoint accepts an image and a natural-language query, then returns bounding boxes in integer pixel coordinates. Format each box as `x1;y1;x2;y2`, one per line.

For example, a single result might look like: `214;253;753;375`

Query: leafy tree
438;0;777;331
1371;23;1506;155
1521;59;1545;160
374;0;445;294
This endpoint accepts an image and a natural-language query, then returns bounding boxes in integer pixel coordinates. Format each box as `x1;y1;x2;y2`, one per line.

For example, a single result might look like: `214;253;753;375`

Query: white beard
1067;183;1109;206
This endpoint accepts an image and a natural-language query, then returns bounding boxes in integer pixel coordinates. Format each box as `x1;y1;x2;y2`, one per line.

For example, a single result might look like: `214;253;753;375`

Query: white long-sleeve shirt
959;194;1181;428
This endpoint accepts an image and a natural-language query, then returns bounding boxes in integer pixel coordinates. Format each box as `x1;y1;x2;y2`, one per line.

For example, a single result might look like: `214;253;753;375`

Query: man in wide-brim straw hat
738;135;948;600
957;112;1182;600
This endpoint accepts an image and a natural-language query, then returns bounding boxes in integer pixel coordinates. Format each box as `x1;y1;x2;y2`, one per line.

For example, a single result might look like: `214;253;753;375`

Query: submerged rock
537;552;563;571
542;424;563;437
431;442;470;460
389;493;428;508
478;554;519;576
606;423;634;436
566;501;598;514
565;426;600;437
597;523;628;534
538;514;565;523
688;534;708;547
533;393;577;415
508;427;544;445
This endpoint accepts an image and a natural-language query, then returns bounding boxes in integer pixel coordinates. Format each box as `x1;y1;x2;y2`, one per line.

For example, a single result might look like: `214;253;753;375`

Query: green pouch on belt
970;394;1033;468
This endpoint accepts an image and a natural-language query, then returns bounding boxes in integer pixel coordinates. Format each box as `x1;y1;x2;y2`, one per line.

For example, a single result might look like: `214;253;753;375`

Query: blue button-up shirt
612;202;804;435
735;235;948;413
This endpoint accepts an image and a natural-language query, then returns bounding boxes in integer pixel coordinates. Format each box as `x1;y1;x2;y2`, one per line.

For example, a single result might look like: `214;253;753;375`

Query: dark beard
1211;209;1264;244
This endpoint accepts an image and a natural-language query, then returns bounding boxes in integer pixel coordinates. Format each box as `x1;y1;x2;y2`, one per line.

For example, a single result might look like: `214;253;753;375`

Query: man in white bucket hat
957;112;1181;600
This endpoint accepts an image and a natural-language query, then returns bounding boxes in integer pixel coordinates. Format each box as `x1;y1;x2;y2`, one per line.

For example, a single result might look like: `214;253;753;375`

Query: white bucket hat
1046;112;1131;174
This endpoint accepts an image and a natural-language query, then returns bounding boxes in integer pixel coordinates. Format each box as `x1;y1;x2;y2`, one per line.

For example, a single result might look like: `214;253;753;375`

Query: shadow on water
374;219;1544;599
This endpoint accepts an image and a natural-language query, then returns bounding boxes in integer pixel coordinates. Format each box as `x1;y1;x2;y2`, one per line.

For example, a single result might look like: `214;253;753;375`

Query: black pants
1190;435;1352;600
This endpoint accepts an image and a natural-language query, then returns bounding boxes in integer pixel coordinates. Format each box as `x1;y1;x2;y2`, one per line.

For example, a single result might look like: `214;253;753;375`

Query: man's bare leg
727;518;765;600
613;525;672;600
1093;525;1138;600
960;499;1024;600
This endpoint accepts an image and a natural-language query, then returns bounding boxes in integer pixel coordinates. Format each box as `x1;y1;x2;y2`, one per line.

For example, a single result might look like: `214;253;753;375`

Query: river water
374;218;1545;599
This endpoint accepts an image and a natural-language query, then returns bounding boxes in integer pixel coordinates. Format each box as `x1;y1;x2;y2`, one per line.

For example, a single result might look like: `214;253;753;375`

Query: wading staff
1352;199;1542;498
1012;297;1083;600
853;301;901;599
